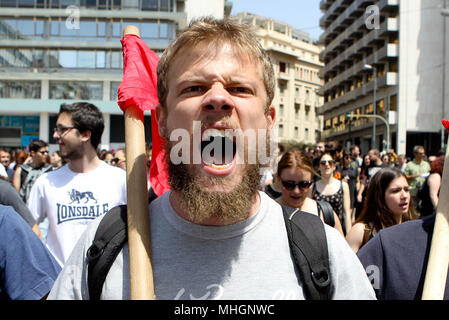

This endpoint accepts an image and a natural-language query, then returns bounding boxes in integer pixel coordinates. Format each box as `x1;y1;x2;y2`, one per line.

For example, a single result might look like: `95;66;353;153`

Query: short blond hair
157;17;275;113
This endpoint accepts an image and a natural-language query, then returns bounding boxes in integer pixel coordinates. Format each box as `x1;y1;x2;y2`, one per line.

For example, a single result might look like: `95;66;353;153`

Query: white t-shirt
28;162;127;266
48;191;376;300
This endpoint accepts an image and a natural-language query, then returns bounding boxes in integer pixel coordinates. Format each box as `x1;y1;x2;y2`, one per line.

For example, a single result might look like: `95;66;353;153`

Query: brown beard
163;132;262;225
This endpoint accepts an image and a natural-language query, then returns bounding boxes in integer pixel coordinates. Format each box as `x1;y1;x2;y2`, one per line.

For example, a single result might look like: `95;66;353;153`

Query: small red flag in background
118;34;170;196
443;119;449;131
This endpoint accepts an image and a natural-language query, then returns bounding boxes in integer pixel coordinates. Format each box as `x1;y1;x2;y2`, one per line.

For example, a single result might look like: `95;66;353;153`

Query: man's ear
155;104;167;137
80;129;91;143
266;105;275;131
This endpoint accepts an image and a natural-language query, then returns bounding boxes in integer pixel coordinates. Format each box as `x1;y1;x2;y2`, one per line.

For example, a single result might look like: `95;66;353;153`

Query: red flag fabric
118;34;170;196
443;119;449;131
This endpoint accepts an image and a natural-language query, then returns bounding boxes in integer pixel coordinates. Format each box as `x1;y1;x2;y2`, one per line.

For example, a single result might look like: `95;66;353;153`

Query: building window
305;128;309;140
280;61;286;73
279;104;284;116
49;81;102;100
278;124;284;137
0;80;40;99
294;126;299;138
294;103;300;119
110;82;120;100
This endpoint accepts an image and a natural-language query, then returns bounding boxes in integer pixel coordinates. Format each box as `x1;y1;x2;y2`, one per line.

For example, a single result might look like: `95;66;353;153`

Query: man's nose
202;84;234;113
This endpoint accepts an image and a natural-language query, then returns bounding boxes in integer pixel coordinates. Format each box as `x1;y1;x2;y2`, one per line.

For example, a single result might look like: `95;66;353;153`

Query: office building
0;0;231;150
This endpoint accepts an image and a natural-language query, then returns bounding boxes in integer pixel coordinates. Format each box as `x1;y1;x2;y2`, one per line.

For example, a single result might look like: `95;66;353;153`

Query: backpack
19;163;52;202
86;203;331;300
316;200;335;227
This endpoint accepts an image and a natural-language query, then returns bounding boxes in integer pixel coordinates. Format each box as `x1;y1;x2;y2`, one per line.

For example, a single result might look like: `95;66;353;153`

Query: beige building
234;12;324;145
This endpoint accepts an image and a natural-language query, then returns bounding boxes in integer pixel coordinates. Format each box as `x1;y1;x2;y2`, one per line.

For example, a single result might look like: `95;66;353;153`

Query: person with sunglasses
13;139;52;204
312;153;352;235
276;150;344;236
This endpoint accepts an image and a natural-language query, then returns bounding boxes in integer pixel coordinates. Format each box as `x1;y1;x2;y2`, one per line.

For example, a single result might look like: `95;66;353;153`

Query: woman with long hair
275;150;344;236
346;167;418;252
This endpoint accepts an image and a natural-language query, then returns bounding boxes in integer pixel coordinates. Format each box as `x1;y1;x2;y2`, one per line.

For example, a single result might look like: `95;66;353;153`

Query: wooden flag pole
422;136;449;299
123;25;155;300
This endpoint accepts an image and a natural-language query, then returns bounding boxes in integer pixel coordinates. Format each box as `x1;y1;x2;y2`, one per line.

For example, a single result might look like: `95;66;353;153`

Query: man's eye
227;87;252;94
182;86;205;94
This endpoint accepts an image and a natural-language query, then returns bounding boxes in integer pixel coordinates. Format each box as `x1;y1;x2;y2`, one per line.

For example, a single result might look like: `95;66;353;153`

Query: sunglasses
320;160;335;166
280;179;313;191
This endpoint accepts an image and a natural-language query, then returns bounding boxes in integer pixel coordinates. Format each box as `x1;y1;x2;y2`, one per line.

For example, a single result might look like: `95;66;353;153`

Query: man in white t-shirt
48;18;375;300
28;102;126;266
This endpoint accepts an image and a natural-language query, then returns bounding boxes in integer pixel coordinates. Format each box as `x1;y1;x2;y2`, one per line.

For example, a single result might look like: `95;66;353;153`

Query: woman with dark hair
346;167;418;252
312;152;352;235
275;149;344;235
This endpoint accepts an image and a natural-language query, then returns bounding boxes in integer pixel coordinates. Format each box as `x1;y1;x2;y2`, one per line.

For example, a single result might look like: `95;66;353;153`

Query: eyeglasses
280;179;313;191
320;160;335;166
38;150;49;155
53;125;76;136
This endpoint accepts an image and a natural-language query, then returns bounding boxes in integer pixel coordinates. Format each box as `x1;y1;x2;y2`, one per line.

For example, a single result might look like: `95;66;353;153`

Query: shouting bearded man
48;17;375;300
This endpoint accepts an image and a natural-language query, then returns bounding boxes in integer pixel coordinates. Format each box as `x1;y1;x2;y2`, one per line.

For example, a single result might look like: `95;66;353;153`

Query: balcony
319;0;348;28
320;0;372;44
320;0;332;11
374;43;398;61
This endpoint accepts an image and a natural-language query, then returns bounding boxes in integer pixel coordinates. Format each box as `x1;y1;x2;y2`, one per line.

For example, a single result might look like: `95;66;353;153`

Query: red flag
118;34;170;196
443;119;449;131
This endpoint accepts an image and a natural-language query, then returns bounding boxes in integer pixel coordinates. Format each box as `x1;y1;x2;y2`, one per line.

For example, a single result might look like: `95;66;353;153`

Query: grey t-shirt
48;191;375;300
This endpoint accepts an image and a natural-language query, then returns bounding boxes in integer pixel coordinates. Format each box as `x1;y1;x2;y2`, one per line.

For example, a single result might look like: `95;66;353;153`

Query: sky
230;0;323;41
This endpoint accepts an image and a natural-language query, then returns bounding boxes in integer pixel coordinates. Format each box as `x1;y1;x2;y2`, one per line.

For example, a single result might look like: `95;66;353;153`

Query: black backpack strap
86;205;128;300
317;200;335;227
281;205;331;300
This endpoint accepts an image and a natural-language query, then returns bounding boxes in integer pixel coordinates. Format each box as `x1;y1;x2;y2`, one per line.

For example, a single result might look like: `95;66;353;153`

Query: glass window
17;19;34;37
142;0;158;11
3;81;40;99
96;51;105;68
18;0;34;7
160;0;170;11
47;49;60;67
1;0;17;7
32;49;44;67
97;21;106;37
112;21;121;37
159;22;168;38
79;20;96;37
278;124;284;137
3;19;17;39
78;50;96;68
110;82;120;100
0;81;5;98
140;22;158;39
59;50;77;68
36;19;45;37
50;81;102;100
50;0;61;8
50;19;59;35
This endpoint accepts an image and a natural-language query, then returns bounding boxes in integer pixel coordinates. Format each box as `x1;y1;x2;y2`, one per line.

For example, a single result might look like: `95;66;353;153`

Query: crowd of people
0;17;447;301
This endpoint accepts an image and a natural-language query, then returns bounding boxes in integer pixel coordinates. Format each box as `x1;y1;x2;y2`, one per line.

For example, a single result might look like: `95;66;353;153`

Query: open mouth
200;128;237;173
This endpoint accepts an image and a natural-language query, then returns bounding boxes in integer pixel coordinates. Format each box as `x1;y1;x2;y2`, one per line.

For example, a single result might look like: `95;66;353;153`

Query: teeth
202;128;234;141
